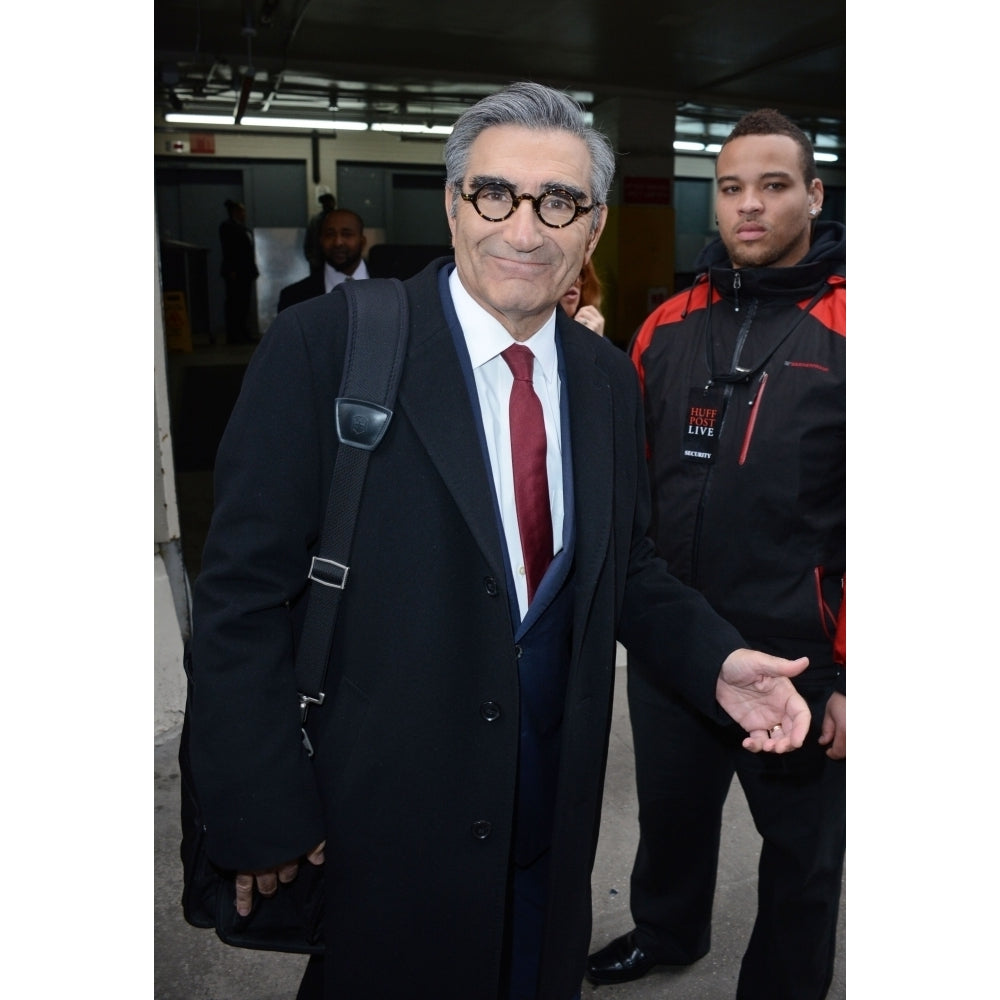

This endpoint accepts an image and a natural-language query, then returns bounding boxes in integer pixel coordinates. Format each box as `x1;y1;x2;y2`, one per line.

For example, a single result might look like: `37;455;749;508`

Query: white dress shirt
324;258;370;292
449;269;564;620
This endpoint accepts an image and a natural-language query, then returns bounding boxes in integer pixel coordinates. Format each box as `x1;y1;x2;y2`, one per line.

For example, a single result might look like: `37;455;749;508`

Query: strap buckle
299;691;325;757
308;556;348;589
335;398;393;451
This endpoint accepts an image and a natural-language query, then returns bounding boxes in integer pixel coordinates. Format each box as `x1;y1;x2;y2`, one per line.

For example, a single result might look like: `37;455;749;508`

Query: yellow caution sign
163;290;193;352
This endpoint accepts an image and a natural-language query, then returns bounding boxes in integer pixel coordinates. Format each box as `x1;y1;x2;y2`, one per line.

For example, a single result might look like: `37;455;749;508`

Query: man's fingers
234;873;255;916
785;703;811;746
742;729;799;754
822;725;846;760
255;871;278;897
819;715;834;746
743;705;809;752
776;655;809;678
234;846;326;913
277;861;300;884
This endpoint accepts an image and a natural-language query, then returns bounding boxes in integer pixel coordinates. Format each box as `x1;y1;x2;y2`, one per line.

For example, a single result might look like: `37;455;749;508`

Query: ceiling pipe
234;1;257;125
233;76;254;124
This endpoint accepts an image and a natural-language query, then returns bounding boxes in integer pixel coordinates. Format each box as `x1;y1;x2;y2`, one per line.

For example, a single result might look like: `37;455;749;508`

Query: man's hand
818;691;846;760
234;841;326;917
716;649;811;753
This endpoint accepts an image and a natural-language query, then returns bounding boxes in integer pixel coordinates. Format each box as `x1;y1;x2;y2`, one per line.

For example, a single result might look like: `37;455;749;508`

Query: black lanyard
703;278;831;390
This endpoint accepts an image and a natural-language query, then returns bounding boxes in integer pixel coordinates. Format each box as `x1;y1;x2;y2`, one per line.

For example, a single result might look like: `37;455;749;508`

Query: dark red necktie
501;344;553;604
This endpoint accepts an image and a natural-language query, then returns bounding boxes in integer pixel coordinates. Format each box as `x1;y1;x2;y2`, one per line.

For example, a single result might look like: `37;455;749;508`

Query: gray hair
443;82;616;232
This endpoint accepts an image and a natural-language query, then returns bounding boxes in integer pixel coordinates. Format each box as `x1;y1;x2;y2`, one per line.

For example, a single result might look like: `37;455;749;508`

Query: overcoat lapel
397;312;509;578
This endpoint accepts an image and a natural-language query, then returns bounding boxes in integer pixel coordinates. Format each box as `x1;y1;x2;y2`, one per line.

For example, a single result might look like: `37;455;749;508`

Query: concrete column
591;98;676;347
155;237;189;739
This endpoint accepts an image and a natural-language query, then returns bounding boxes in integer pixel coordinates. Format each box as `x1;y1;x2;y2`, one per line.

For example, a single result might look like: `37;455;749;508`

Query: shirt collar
324;258;369;289
448;269;558;382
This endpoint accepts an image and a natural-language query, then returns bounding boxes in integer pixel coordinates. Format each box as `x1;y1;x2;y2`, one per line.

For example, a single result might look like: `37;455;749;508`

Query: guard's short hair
721;108;818;185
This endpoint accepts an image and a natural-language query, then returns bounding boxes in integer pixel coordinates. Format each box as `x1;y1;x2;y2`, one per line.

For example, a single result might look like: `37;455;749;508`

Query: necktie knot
502;344;535;382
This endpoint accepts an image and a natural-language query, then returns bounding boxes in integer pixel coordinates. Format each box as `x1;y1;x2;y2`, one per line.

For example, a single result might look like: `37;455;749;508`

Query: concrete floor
154;655;845;999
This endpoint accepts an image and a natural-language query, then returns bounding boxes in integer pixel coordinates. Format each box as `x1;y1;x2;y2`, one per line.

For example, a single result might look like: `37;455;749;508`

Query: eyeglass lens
470;183;583;227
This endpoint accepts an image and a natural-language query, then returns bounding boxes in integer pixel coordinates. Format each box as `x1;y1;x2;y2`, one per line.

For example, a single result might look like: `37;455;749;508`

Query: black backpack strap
293;277;409;754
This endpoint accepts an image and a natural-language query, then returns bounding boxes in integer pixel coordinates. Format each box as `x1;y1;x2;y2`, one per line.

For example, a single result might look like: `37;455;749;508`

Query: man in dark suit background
303;187;336;270
218;198;259;343
187;82;812;1000
277;208;368;312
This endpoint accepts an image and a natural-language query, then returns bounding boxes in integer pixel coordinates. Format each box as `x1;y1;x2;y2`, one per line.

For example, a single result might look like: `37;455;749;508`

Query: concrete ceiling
154;1;845;155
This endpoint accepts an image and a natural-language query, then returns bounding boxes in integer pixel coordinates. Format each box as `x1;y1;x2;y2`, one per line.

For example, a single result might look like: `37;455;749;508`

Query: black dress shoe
586;931;659;984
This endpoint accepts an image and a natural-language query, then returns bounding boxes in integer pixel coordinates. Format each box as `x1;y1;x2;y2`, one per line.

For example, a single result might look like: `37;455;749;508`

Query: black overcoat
189;258;744;998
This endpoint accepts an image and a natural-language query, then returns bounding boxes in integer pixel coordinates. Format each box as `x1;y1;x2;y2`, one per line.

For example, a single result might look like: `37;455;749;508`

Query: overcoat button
480;701;501;722
484;577;499;596
514;644;523;659
471;820;492;840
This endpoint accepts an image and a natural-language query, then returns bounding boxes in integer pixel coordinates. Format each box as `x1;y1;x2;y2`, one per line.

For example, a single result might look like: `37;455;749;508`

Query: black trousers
626;664;845;1000
223;275;254;343
296;954;323;1000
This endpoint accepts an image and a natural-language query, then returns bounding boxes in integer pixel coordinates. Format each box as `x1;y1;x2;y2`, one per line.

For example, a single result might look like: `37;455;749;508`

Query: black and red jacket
631;221;846;693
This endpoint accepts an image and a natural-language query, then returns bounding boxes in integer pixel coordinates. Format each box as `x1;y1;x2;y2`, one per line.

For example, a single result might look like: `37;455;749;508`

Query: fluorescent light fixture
673;140;705;152
705;143;722;154
815;152;839;163
163;112;369;131
165;113;235;126
241;116;368;131
370;122;453;136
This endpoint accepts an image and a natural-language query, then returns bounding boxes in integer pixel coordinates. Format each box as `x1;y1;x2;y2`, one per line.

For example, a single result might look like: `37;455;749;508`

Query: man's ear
586;205;608;254
444;186;458;244
807;178;825;216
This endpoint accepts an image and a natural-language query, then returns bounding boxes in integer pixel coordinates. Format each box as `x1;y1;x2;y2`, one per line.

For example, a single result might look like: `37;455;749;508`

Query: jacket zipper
696;285;753;574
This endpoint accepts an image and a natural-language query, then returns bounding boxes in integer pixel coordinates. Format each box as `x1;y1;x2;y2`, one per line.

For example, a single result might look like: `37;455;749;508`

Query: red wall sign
190;133;216;154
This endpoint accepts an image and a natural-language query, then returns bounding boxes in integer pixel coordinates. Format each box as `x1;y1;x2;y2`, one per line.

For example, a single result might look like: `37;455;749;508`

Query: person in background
559;259;605;336
187;84;814;1000
586;107;845;1000
304;188;337;270
218;199;259;344
278;209;369;313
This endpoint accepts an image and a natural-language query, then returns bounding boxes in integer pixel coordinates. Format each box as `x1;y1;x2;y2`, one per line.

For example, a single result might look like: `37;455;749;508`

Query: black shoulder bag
178;277;410;954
